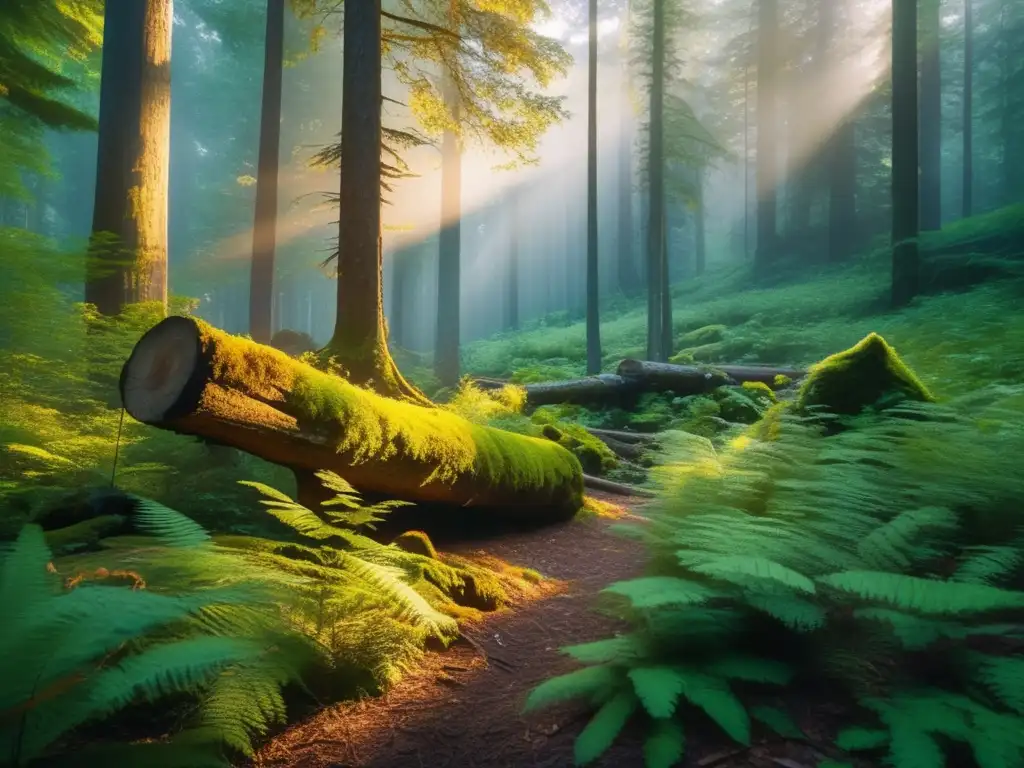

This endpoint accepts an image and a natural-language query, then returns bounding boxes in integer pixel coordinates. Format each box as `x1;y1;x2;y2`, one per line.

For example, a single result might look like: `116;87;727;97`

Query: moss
678;324;728;347
712;387;767;424
742;380;777;403
190;320;584;514
795;332;935;416
773;374;793;388
43;514;127;555
538;422;617;475
392;530;438;559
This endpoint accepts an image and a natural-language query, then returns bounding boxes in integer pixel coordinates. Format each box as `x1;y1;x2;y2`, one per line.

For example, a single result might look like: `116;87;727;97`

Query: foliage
526;372;1024;766
0;501;311;767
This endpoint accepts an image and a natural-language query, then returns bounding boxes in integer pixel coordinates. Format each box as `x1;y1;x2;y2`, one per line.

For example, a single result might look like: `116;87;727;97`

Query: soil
252;493;861;768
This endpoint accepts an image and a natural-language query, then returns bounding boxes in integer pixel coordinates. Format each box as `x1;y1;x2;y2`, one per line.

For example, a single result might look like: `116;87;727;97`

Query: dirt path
253;496;852;768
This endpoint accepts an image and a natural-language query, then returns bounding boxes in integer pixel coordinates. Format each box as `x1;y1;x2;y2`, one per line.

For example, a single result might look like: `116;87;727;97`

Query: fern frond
954;545;1023;585
573;688;639;766
969;654;1024;714
131;496;211;548
628;666;687;719
750;705;803;738
690;556;817;594
524;665;623;713
602;576;721;609
818;571;1024;614
642;719;686;768
563;634;649;665
855;506;959;570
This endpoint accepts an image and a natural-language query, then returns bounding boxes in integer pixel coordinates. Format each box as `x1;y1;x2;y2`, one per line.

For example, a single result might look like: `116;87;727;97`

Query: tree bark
471;360;805;407
86;0;172;316
120;317;584;518
961;0;973;219
506;187;520;331
918;0;942;232
822;0;857;263
586;0;602;375
646;0;666;362
891;0;920;307
617;66;639;296
329;0;426;403
435;76;463;389
249;0;286;345
754;0;779;274
694;166;706;275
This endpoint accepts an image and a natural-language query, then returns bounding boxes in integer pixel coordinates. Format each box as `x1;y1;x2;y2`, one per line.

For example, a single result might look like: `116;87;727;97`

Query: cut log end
120;315;201;423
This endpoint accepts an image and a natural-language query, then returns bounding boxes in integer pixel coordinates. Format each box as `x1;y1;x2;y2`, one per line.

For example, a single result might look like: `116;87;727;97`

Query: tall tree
586;0;602;375
962;0;973;218
645;0;667;362
248;0;286;344
327;0;426;402
434;75;463;388
823;0;856;262
506;187;520;332
617;34;639;296
86;0;173;316
918;0;942;231
754;0;779;274
891;0;920;306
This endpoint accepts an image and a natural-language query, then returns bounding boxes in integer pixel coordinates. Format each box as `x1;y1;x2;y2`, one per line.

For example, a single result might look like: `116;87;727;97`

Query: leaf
750;705;803;739
563;634;648;665
628;666;686;719
835;726;890;751
643;719;686;768
602;577;720;609
743;592;827;631
573;689;638;765
524;665;622;713
818;571;1024;614
692;556;816;594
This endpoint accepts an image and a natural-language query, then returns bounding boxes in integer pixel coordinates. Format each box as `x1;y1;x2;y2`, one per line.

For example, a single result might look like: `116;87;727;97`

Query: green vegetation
525;336;1024;766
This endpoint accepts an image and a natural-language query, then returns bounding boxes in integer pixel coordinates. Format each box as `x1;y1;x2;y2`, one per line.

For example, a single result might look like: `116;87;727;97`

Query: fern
527;397;1024;767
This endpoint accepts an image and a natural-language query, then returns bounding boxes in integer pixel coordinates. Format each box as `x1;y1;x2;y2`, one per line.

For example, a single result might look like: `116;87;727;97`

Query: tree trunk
617;70;639;296
120;317;584;518
435;77;463;389
506;188;520;331
754;0;779;274
918;0;942;232
659;210;672;360
471;359;805;407
586;0;602;375
694;166;706;275
329;0;427;403
249;0;286;345
646;0;666;362
86;0;172;316
822;0;856;263
961;0;973;219
891;0;920;307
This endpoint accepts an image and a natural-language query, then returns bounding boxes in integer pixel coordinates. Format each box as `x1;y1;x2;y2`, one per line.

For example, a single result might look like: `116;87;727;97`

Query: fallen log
585;428;660;445
469;361;805;409
583;475;656;499
119;317;584;518
616;358;806;389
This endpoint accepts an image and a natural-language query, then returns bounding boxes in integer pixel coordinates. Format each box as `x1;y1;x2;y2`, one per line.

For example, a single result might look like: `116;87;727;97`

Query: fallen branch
583;474;656;499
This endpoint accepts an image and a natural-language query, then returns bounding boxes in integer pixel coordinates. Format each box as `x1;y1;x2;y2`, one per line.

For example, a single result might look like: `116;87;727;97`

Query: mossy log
473;361;804;408
119;317;585;518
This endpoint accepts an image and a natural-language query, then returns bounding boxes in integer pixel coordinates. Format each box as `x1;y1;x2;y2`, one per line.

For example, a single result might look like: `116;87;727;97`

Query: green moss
712;387;768;424
678;324;728;347
392;530;438;559
43;514;127;554
538;422;618;475
795;332;935;416
192;320;585;514
773;374;793;388
742;380;777;403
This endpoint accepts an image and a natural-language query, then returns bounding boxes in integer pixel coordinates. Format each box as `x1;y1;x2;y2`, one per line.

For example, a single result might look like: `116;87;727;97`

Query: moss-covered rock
796;332;935;415
712;386;767;424
538;422;617;475
392;530;438;559
678;324;727;347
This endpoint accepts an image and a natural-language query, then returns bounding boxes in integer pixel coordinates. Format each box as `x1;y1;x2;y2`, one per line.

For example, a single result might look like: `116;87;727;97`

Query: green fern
527;396;1024;767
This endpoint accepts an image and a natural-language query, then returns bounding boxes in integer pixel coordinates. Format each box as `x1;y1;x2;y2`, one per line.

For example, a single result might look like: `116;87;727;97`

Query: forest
2;0;1024;766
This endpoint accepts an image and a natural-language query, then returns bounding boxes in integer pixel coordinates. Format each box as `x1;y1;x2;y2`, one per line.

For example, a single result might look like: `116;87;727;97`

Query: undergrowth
525;388;1024;767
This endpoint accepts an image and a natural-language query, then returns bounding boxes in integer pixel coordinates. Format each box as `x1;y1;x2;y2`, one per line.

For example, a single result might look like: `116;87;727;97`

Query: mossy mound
392;530;439;559
795;332;935;415
678;324;728;347
537;421;617;475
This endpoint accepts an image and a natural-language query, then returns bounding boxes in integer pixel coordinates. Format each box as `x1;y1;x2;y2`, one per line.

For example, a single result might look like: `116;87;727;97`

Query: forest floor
251;492;854;768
